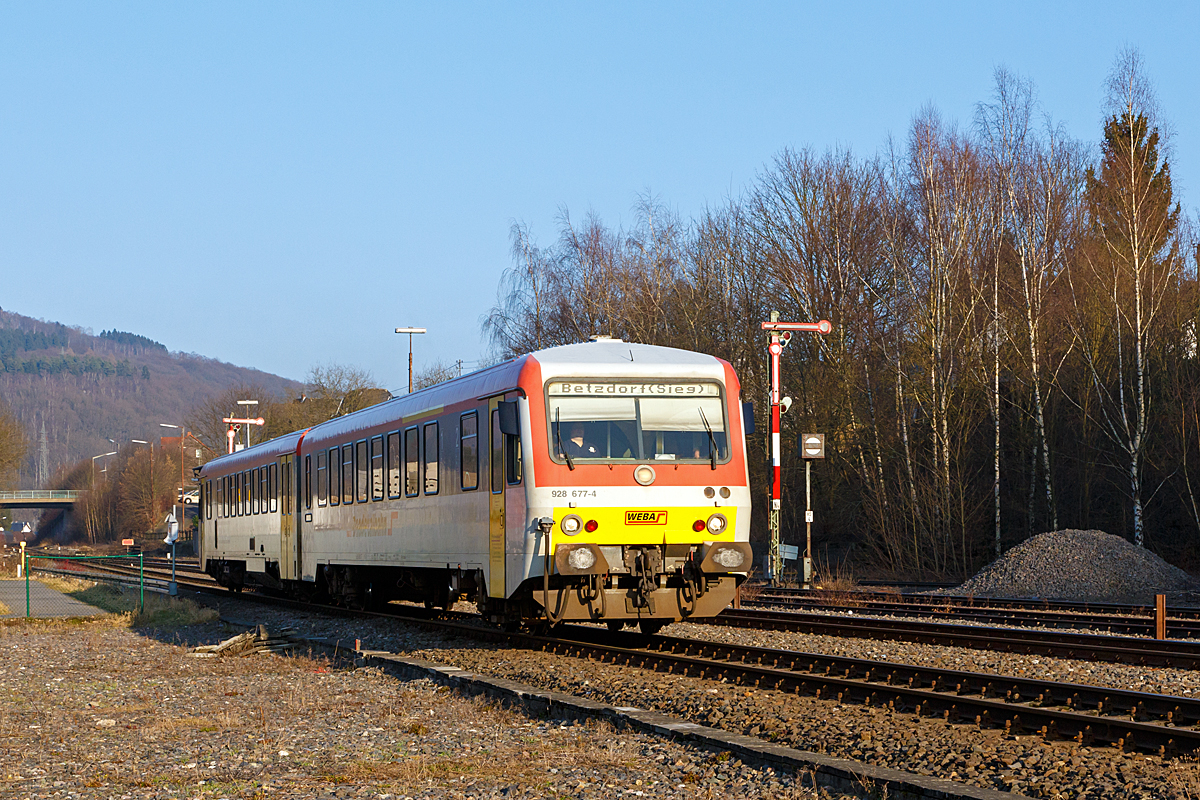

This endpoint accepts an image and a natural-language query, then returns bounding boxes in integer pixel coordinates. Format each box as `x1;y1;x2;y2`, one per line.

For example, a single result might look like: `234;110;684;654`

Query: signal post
761;313;831;585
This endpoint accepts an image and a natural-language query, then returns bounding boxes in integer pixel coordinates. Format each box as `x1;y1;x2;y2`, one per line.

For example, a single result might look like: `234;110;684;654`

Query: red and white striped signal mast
761;312;832;585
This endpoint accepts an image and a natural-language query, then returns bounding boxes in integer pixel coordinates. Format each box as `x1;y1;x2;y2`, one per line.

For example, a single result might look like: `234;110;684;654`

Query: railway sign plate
801;433;825;459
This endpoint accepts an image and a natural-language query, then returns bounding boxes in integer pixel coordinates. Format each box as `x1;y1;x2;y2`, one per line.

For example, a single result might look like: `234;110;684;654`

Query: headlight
561;514;582;535
706;513;727;534
634;465;656;486
567;547;597;571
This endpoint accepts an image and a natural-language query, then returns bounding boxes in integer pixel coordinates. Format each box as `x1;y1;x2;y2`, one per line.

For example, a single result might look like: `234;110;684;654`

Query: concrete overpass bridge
0;491;83;509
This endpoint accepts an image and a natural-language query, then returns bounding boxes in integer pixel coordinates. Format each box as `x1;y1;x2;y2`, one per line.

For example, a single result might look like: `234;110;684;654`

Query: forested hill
0;307;302;487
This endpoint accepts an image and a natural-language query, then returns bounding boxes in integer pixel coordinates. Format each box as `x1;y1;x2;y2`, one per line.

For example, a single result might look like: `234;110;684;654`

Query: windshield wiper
698;407;718;470
554;407;575;470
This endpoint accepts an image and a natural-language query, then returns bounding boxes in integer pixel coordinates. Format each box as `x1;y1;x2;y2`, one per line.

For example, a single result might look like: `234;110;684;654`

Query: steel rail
755;586;1200;619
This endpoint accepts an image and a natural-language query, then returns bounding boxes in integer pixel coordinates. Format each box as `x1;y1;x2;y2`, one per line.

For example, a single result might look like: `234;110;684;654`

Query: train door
488;397;505;598
279;454;298;580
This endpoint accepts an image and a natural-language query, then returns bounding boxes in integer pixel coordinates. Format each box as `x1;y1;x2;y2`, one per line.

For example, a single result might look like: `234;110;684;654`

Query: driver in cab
563;422;599;459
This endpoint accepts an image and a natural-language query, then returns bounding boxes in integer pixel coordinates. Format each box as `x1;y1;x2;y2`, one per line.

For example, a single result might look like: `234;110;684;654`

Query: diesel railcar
197;338;753;631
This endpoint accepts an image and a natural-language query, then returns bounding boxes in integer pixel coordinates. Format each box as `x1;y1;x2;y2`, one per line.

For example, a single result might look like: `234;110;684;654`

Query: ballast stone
945;528;1198;604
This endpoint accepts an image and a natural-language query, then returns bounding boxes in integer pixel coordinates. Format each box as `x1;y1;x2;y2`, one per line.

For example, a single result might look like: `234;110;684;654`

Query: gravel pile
202;595;1200;799
0;619;852;800
946;530;1198;604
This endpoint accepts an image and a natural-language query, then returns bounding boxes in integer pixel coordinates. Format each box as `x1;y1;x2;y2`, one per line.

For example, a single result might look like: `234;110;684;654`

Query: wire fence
0;549;144;619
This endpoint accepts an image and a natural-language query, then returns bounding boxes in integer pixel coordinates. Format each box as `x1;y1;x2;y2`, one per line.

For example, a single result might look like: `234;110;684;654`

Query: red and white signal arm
801;433;825;459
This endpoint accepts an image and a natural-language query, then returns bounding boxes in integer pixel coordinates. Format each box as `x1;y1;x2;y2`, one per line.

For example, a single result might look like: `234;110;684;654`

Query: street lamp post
91;451;117;487
394;327;426;394
158;423;188;597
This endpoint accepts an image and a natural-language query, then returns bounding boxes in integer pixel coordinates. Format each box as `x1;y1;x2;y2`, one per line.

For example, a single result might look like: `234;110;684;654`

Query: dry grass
0;599;9;615
29;575;218;628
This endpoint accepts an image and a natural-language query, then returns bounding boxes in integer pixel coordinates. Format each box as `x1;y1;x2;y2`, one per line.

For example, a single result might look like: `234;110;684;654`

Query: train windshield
546;380;728;463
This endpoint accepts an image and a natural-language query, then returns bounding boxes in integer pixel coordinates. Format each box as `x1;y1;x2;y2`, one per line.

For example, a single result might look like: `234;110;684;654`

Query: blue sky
1;2;1197;394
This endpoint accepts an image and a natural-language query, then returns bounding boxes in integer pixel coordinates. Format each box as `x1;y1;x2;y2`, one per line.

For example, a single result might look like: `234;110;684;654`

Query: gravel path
192;595;1200;800
0;617;852;799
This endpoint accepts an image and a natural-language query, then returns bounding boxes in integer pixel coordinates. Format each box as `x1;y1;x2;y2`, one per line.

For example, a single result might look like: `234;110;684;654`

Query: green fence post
139;551;145;613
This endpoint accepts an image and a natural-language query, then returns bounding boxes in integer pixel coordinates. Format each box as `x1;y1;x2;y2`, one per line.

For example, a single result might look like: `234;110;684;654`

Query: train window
491;409;503;494
386;431;401;499
342;444;355;505
269;463;278;513
222;476;229;517
304;455;311;511
317;450;328;507
216;478;223;518
370;436;384;501
404;427;419;497
460;413;478;491
233;472;240;516
507;434;522;485
356;440;369;503
253;468;262;514
424;423;439;495
546;381;728;464
328;447;340;506
245;470;252;515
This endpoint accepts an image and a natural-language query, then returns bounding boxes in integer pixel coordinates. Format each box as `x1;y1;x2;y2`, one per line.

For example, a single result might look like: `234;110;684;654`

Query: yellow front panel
551;506;737;550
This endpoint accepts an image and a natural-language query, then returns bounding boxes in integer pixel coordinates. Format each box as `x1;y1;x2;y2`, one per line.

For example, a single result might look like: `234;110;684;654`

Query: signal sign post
801;433;825;588
761;313;831;585
222;416;265;453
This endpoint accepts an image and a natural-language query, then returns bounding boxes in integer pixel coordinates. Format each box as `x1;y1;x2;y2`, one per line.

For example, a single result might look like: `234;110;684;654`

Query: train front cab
498;351;753;631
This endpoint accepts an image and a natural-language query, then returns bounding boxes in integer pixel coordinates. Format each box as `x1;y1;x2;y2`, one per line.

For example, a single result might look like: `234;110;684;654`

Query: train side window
234;473;241;516
491;409;503;494
269;463;278;513
317;450;328;507
223;476;229;517
370;436;384;501
404;427;419;497
216;478;223;518
424;422;439;495
329;447;340;506
254;468;262;514
356;440;369;503
506;434;522;485
386;431;401;499
342;444;355;505
460;413;478;491
245;470;252;515
304;455;312;511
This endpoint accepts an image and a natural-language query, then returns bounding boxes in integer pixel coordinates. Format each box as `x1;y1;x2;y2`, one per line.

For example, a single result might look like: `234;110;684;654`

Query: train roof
200;339;730;474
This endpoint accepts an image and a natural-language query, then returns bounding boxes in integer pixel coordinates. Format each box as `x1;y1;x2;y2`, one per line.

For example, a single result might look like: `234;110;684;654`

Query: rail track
706;608;1200;669
40;556;1200;757
753;585;1200;619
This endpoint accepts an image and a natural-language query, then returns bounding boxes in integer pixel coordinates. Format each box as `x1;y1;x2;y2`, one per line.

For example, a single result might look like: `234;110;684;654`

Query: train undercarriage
204;541;750;633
